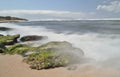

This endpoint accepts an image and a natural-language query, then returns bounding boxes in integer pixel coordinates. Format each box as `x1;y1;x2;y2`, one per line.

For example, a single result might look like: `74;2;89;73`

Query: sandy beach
0;54;120;77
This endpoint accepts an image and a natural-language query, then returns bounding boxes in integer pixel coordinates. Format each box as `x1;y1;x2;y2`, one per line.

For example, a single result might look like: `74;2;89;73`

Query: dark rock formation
0;16;28;23
0;44;7;53
20;35;46;42
0;34;20;45
0;27;12;31
0;34;4;36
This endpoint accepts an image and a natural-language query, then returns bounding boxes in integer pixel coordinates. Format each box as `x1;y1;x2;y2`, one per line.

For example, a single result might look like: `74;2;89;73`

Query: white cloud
97;1;120;13
0;10;71;15
0;10;95;20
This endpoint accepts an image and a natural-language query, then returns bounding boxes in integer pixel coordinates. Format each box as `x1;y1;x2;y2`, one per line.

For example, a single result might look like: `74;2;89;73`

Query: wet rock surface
0;27;12;31
20;35;46;42
0;34;20;45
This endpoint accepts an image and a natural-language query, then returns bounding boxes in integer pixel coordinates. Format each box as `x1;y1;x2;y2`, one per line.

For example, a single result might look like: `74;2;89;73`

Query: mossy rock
24;51;69;70
6;44;39;55
23;41;84;70
0;44;8;53
0;34;20;45
5;44;28;54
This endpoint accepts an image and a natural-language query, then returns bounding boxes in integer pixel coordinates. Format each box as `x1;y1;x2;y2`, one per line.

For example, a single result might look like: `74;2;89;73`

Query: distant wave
29;19;120;22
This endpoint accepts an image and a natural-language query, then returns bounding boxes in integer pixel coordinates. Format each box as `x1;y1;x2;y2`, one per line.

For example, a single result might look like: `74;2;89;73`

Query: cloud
97;1;120;13
0;10;72;15
0;10;95;20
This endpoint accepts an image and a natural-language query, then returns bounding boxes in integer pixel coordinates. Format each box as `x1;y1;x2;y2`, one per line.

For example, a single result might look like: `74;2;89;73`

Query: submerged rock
0;27;12;31
20;35;46;42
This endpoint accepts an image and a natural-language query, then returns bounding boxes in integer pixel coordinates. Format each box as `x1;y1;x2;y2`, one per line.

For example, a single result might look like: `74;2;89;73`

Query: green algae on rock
0;34;84;70
24;51;69;70
23;41;84;70
5;44;30;54
0;34;20;45
0;44;8;53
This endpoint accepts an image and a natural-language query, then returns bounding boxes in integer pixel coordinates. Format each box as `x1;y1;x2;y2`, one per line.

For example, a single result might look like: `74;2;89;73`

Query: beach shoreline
0;54;119;77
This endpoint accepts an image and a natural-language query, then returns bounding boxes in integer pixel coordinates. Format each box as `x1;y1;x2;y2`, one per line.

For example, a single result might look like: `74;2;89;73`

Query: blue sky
0;0;101;11
0;0;120;20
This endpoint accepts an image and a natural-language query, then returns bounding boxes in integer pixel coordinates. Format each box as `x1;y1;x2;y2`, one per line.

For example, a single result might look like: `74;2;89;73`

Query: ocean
0;20;120;69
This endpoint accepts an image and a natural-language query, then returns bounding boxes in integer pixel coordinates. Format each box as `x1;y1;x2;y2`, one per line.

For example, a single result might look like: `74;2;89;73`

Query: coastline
0;20;28;23
0;16;28;23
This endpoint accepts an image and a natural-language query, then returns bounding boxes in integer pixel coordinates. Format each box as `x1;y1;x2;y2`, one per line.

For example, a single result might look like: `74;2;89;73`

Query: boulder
20;35;46;42
23;41;84;70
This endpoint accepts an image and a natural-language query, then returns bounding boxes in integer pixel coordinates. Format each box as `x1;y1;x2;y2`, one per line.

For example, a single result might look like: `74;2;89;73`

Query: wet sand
0;54;120;77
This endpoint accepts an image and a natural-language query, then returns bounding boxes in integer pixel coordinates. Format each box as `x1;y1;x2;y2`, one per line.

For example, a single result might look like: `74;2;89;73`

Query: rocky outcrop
0;34;20;45
0;44;7;53
20;35;46;42
23;41;84;70
0;16;28;23
0;34;4;36
0;27;12;31
0;34;84;70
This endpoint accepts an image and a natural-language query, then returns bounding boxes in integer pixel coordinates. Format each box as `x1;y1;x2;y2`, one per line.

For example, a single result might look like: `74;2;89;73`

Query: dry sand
0;54;120;77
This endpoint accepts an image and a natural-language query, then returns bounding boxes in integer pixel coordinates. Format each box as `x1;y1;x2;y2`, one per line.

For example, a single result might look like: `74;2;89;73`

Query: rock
0;34;20;53
0;27;12;31
39;41;84;57
0;44;4;53
12;34;20;43
6;44;30;54
0;34;4;36
23;41;84;70
20;35;46;42
0;34;20;45
0;16;28;23
0;44;7;53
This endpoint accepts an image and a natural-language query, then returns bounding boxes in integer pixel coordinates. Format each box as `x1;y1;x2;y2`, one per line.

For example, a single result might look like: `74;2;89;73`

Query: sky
0;0;120;20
